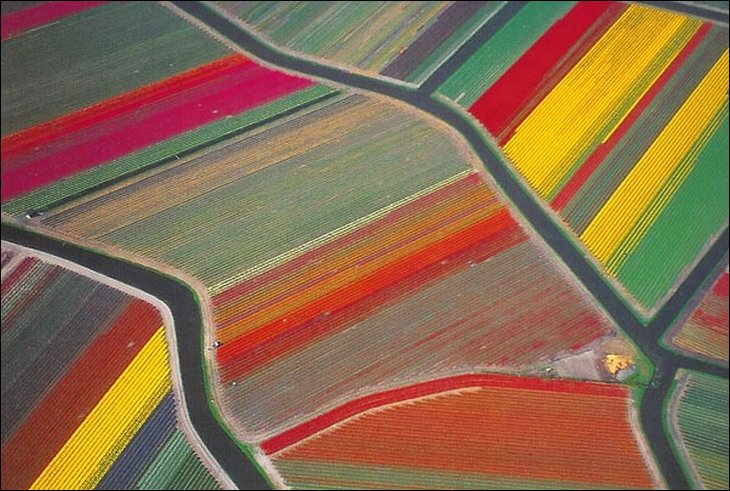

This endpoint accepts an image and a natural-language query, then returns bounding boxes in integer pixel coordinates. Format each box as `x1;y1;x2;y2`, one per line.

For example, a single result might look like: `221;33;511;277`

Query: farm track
2;1;728;489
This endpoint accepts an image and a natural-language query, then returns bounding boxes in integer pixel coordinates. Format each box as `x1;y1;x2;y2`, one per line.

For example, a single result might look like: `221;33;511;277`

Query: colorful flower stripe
1;2;229;137
2;266;118;437
2;54;246;160
668;370;729;489
0;248;220;490
2;285;131;446
437;1;575;107
210;173;476;306
30;328;171;489
213;181;612;438
500;6;700;199
212;173;486;328
96;392;177;489
1;53;313;201
470;1;623;144
551;22;713;211
96;392;219;490
440;2;728;310
268;374;656;488
213;176;506;341
615;112;728;308
214;174;524;382
0;1;106;40
560;26;728;234
1;299;159;490
220;225;520;385
42;95;473;288
261;373;626;454
583;49;728;270
668;270;729;364
1;84;336;216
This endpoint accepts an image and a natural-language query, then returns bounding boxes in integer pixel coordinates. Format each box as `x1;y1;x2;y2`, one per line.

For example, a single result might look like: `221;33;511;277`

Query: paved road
0;222;271;490
174;2;728;488
3;2;726;489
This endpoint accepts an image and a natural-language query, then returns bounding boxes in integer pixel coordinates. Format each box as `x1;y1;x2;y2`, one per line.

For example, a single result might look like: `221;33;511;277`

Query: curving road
2;1;727;489
172;2;729;489
0;222;271;490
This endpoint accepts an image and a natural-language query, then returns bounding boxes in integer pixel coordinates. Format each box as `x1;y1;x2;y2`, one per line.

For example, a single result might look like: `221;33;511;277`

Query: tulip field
438;1;729;312
0;245;218;490
210;172;616;438
667;370;729;489
265;374;657;489
666;269;729;365
1;1;334;214
40;94;477;288
28;82;623;441
2;1;728;490
214;1;503;84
